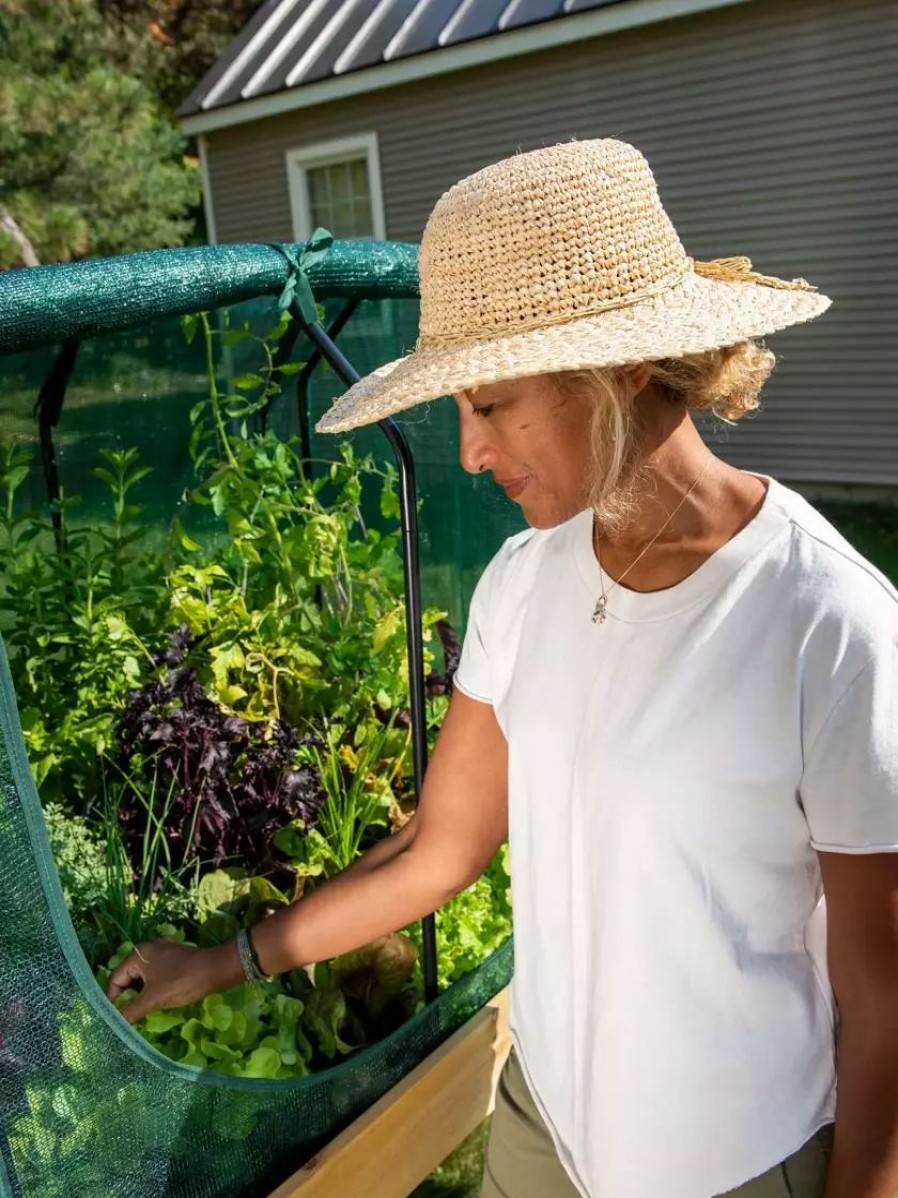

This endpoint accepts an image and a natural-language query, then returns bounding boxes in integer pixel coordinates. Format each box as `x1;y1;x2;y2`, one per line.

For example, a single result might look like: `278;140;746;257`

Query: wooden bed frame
268;989;510;1198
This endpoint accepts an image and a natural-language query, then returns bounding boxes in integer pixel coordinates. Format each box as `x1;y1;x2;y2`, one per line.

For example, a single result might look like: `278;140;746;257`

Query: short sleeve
452;556;498;705
800;638;898;852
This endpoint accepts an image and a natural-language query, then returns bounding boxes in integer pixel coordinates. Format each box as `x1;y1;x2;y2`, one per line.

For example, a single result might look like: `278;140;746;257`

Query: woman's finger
106;946;149;1001
117;985;156;1026
103;939;225;1026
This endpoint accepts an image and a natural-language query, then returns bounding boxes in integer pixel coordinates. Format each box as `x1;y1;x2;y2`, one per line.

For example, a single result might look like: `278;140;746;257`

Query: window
287;133;386;242
306;157;374;238
286;133;391;337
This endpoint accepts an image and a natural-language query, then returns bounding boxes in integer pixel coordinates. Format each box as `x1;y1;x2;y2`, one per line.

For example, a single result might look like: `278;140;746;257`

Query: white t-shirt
454;473;898;1198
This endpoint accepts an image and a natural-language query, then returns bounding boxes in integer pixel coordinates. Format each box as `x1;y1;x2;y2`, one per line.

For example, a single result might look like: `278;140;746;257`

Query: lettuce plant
97;921;418;1078
406;846;512;988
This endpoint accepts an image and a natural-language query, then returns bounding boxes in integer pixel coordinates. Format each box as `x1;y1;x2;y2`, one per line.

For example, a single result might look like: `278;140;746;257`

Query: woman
108;140;898;1198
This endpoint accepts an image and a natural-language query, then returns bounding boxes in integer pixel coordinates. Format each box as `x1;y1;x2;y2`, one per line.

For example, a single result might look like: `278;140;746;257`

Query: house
180;0;898;516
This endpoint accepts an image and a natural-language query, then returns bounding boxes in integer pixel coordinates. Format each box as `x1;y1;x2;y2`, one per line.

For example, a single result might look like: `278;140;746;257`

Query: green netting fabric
0;632;512;1197
0;240;516;1198
0;240;419;354
0;240;524;641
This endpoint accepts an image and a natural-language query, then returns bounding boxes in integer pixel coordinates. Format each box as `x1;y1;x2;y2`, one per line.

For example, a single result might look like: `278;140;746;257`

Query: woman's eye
472;404;495;419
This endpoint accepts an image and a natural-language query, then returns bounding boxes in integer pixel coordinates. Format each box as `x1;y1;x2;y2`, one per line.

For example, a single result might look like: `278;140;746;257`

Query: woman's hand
106;938;242;1025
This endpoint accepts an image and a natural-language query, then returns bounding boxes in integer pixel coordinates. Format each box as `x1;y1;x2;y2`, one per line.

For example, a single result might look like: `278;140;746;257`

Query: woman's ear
621;364;652;397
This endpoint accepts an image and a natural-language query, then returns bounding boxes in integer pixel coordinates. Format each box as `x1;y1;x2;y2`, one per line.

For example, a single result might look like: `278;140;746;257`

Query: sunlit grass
412;1118;491;1198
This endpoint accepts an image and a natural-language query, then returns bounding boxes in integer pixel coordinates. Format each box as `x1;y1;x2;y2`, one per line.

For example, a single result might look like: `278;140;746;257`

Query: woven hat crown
418;139;689;347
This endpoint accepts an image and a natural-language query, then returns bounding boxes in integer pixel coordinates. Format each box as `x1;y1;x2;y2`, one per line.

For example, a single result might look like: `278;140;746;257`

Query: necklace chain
591;458;713;625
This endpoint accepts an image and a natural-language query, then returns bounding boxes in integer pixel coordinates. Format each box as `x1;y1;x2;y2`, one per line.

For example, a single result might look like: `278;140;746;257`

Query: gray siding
204;0;898;489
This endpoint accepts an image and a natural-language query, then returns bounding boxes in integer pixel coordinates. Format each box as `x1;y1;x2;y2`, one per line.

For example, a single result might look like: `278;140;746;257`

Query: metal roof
179;0;628;118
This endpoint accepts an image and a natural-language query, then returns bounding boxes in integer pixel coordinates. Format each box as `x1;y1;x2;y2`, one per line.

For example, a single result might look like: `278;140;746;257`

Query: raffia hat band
414;255;818;348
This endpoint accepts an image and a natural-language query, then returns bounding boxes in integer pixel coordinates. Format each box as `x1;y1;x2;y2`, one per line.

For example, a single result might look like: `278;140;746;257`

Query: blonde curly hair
552;340;775;538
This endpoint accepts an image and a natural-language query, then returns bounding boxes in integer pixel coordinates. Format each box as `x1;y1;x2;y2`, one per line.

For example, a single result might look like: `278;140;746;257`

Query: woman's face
454;373;595;529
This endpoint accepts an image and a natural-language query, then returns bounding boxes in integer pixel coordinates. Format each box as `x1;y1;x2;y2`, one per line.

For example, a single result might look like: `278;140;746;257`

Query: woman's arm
818;850;898;1198
107;690;508;1023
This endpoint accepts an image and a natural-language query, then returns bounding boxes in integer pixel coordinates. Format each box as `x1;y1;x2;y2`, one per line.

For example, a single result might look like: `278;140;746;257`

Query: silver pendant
591;595;607;625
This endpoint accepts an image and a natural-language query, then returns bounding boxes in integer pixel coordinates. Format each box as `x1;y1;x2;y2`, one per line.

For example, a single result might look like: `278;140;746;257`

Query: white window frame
286;133;393;342
286;131;387;243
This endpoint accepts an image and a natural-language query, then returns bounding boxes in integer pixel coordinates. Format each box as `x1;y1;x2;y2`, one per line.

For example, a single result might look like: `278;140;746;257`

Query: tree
99;1;266;115
0;0;200;266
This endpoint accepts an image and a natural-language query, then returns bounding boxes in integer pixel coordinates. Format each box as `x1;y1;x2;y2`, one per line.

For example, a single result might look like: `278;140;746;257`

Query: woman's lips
497;476;530;499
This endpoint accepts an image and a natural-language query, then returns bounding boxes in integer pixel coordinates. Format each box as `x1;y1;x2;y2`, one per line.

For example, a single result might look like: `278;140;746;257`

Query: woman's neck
594;414;768;592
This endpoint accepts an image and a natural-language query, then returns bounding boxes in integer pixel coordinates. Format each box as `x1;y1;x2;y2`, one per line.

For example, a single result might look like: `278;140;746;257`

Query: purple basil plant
114;625;326;888
428;619;461;697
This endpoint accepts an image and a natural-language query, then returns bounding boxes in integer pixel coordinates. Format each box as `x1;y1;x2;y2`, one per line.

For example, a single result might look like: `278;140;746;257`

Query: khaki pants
481;1048;834;1198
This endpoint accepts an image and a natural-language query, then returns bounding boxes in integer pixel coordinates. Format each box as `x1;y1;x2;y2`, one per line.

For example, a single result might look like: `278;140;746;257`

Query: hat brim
315;272;831;434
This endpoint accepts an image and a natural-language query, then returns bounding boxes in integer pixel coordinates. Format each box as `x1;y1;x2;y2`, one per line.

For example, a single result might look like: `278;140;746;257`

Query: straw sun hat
316;138;831;434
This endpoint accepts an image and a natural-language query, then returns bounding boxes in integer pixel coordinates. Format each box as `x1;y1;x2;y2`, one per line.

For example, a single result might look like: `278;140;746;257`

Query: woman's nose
458;415;497;476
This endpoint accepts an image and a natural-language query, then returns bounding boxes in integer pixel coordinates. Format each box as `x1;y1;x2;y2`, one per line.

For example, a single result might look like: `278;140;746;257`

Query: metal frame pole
290;303;439;1004
35;338;80;556
292;300;360;474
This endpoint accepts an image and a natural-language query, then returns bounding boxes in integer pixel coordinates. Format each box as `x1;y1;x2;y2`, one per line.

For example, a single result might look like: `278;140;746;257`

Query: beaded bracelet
235;927;272;983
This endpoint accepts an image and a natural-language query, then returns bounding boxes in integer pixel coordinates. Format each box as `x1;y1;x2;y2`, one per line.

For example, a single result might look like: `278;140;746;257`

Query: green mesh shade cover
0;631;512;1197
0;241;419;355
0;240;525;628
0;240;519;1197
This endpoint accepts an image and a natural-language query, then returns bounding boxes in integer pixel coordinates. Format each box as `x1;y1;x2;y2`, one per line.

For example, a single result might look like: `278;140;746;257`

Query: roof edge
181;0;752;136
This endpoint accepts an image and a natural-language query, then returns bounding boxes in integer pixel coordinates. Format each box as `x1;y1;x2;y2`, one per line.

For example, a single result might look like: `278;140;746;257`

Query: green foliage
169;310;447;739
817;500;898;585
194;866;290;946
0;440;166;805
0;312;448;823
318;933;419;1024
43;765;198;964
94;924;417;1077
275;719;404;885
6;991;260;1195
1;303;512;1092
42;803;108;918
0;0;200;265
100;1;268;115
411;1119;491;1198
93;765;200;948
407;847;512;988
104;956;319;1078
6;998;176;1198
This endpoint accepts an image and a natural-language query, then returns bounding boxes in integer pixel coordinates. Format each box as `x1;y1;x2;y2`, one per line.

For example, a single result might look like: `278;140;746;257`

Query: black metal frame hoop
290;303;440;1005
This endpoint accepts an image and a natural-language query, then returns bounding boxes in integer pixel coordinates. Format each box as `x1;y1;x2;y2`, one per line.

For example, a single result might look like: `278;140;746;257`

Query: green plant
89;763;200;956
273;717;405;888
412;1119;491;1198
113;624;327;893
173;307;447;735
95;921;418;1077
102;943;319;1079
192;866;291;946
42;770;199;966
4;993;262;1198
406;846;512;989
0;0;201;269
816;499;898;585
0;306;451;821
0;440;166;806
6;998;175;1198
42;802;108;922
6;303;498;1041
